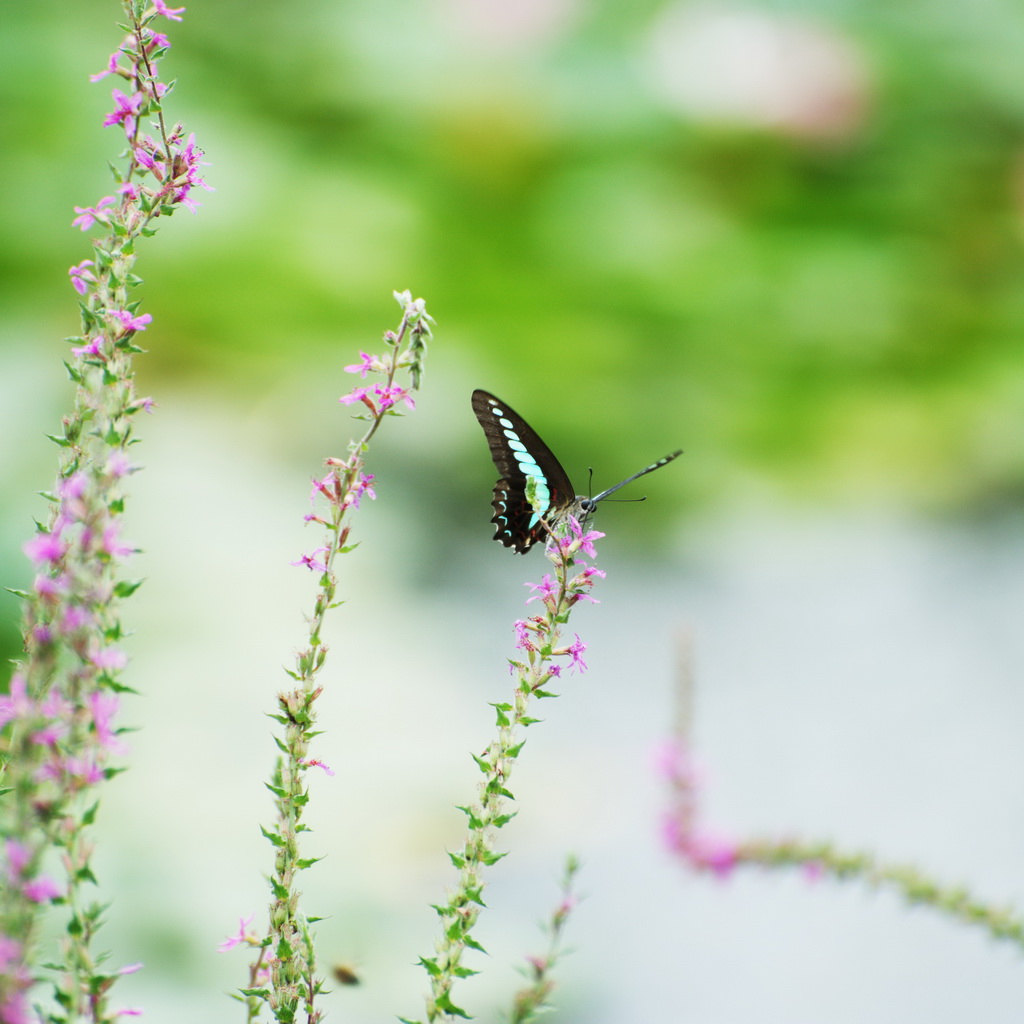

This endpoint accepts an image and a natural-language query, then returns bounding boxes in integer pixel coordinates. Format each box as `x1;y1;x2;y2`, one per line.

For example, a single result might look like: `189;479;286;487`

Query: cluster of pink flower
656;738;739;878
70;0;209;248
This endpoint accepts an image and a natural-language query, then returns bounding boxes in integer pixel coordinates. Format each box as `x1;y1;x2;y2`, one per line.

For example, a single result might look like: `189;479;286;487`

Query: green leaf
505;740;526;758
417;956;441;977
480;850;508;867
4;588;29;600
463;934;487;954
491;812;518;828
447;851;466;869
46;433;73;448
295;856;323;870
260;825;286;848
113;579;144;598
470;752;491;774
435;991;472;1018
82;801;100;826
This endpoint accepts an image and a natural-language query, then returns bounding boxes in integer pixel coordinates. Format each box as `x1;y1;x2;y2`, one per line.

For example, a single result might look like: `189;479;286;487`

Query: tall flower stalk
403;516;604;1024
0;3;202;1022
227;291;432;1024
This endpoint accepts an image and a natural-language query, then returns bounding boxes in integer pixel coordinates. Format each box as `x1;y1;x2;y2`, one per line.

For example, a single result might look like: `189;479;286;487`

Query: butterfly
471;389;682;553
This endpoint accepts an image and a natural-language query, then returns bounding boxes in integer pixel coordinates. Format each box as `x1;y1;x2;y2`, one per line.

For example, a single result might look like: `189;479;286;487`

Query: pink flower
71;196;116;231
61;605;92;633
23;533;65;567
91;647;128;672
560;516;604;558
106;452;133;478
70;337;104;359
301;758;335;777
291;548;329;573
5;840;31;878
90;692;124;752
23;875;62;903
344;352;380;378
154;0;186;20
525;574;557;603
565;634;587;673
110;309;153;333
683;830;739;879
101;524;135;558
118;963;144;975
217;914;256;952
68;260;96;295
339;386;373;408
89;51;123;82
103;89;142;131
343;473;376;509
0;675;30;727
513;619;534;652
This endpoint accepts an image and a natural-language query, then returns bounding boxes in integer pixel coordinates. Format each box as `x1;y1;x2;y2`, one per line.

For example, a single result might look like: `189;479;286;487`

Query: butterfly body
471;389;681;553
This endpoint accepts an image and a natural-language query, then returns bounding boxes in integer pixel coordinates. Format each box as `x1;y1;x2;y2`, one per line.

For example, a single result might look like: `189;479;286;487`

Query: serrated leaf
417;956;441;977
260;825;286;848
435;992;472;1018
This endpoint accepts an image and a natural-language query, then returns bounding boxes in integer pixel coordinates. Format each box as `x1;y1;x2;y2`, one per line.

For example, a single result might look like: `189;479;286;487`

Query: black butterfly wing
471;390;576;553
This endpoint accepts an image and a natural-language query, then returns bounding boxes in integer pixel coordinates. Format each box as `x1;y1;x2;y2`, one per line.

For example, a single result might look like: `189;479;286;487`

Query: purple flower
292;548;329;573
61;605;92;633
68;260;96;295
118;963;144;976
343;472;376;509
101;524;135;558
339;386;372;408
134;146;164;176
300;758;335;777
103;89;142;131
71;337;104;358
71;196;116;231
145;29;172;51
513;619;535;652
23;875;62;903
344;352;380;378
0;675;30;727
106;452;133;478
5;840;31;878
525;574;557;603
375;384;414;411
110;309;153;333
154;0;186;20
561;516;604;558
565;634;587;673
91;647;128;672
217;914;256;952
89;51;123;82
90;692;125;753
23;532;65;567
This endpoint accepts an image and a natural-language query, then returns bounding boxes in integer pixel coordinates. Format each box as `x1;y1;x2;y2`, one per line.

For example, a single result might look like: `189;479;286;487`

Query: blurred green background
4;1;1024;1021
